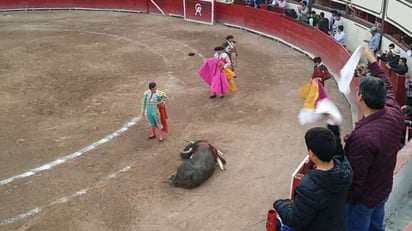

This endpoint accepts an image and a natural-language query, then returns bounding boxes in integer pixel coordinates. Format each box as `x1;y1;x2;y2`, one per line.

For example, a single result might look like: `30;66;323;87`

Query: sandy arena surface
0;11;352;231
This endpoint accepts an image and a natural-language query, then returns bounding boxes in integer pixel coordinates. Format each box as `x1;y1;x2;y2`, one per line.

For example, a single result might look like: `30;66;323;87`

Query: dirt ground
0;11;352;231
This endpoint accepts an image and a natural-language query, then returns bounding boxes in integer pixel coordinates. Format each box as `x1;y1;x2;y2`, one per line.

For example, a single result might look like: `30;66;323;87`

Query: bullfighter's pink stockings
148;127;156;139
158;128;164;142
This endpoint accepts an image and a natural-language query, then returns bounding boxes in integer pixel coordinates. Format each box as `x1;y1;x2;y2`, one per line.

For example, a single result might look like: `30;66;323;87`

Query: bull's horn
184;139;195;144
180;147;193;154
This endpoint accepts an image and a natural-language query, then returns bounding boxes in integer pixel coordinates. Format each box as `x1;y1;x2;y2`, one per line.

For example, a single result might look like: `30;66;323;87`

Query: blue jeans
346;197;388;231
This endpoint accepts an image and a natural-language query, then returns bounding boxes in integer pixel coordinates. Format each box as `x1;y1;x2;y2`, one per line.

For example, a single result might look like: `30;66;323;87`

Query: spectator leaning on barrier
318;12;329;35
365;26;381;54
333;25;345;44
297;1;309;22
386;48;401;68
387;57;409;75
269;0;286;8
311;11;320;26
331;13;343;34
305;12;313;26
377;43;396;62
327;48;404;231
329;10;338;32
273;127;353;231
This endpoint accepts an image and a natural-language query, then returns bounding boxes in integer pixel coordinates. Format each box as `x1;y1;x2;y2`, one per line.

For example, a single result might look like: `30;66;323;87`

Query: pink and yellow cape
199;58;236;94
298;79;342;125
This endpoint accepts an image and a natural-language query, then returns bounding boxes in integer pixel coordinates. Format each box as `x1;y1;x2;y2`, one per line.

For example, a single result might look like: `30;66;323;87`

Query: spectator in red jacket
312;56;331;86
328;48;404;231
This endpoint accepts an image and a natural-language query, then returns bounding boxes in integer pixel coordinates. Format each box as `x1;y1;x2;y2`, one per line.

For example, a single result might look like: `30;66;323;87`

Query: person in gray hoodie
273;127;353;231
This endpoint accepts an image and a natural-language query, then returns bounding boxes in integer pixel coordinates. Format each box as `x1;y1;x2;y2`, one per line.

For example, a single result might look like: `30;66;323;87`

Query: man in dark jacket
387;57;408;75
382;48;401;68
273;127;353;231
378;44;397;63
317;12;329;35
329;48;404;231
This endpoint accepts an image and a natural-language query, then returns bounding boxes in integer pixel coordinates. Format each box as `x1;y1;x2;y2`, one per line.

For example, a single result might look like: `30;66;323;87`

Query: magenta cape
198;58;229;95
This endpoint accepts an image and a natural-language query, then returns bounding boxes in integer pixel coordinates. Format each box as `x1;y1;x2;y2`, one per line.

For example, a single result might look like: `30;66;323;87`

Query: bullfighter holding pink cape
198;57;236;98
198;57;230;98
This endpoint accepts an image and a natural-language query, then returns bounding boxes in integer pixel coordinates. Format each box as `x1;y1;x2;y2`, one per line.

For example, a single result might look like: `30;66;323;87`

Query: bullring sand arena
0;11;352;230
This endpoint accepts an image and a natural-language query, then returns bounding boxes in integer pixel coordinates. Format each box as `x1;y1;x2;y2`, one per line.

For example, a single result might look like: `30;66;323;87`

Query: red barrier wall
396;74;406;105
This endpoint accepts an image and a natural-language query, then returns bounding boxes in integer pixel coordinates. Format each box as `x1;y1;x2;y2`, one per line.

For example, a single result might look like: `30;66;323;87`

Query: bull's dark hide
171;141;223;188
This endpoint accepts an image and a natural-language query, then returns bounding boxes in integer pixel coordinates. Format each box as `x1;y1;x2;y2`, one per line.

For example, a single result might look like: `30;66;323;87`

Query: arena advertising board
183;0;214;25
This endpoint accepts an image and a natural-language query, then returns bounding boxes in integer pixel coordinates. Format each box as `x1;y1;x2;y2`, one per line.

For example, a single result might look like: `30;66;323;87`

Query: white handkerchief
338;45;364;95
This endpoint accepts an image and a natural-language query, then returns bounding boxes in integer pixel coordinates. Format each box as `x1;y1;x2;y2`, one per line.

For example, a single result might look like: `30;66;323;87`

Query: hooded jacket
274;155;352;231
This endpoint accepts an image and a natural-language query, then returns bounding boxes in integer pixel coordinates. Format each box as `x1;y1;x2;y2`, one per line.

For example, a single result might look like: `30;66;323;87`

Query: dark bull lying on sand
170;140;226;188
